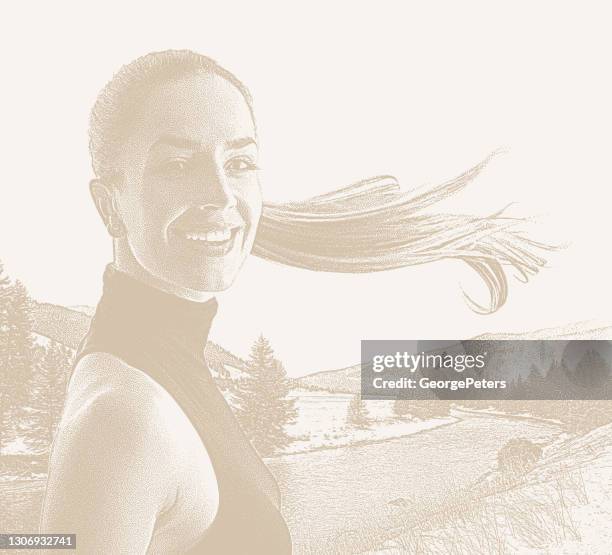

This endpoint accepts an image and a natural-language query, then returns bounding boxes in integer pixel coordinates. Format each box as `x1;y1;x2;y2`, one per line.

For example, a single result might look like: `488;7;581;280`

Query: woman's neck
113;240;218;304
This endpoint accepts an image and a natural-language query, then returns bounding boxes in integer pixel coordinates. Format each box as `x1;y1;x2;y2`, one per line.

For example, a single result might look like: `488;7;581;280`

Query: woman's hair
89;50;255;183
89;49;555;314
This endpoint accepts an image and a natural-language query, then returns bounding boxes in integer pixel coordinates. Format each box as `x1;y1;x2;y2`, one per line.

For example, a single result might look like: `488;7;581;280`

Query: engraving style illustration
37;49;552;552
1;16;611;555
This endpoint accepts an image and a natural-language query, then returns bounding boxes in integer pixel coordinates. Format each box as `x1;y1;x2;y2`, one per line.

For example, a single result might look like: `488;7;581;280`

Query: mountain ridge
30;302;611;393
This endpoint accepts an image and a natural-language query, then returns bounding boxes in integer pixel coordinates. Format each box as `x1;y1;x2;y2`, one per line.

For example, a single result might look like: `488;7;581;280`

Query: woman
40;50;551;553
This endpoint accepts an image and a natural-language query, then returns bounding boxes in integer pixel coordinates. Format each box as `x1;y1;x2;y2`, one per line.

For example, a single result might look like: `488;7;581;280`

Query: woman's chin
173;268;239;295
129;258;238;298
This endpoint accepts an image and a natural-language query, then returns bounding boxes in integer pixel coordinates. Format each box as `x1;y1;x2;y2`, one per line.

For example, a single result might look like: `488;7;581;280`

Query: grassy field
364;423;612;554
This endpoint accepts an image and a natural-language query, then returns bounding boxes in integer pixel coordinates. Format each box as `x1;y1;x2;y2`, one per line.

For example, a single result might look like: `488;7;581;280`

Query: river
268;411;563;554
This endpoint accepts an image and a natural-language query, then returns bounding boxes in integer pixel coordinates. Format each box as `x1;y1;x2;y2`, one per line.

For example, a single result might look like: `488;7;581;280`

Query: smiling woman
40;50;291;554
88;60;262;295
38;49;552;554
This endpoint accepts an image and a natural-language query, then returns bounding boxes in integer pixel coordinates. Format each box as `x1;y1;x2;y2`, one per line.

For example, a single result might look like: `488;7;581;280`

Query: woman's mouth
184;228;232;242
171;226;242;256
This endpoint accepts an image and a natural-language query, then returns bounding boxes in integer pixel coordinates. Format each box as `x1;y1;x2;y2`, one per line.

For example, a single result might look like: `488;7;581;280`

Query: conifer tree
525;364;544;399
546;359;573;397
346;394;370;429
1;275;37;453
0;262;12;453
510;374;527;399
23;341;73;454
574;348;610;389
232;335;298;456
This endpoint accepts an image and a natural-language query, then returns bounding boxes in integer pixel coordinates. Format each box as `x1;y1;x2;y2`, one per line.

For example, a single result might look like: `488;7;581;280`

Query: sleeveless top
72;264;293;554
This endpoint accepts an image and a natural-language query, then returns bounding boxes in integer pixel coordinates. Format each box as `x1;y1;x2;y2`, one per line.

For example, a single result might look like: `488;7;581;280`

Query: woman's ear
89;179;126;238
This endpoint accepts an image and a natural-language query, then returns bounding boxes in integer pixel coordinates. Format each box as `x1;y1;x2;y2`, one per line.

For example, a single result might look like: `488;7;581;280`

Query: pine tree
0;261;9;298
546;359;573;398
0;261;12;453
509;374;526;399
1;276;37;454
525;364;544;399
22;341;73;454
6;281;35;393
346;394;370;429
232;335;298;457
574;348;610;390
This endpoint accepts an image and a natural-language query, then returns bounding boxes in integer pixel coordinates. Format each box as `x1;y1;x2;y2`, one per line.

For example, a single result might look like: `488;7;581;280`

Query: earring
107;216;125;238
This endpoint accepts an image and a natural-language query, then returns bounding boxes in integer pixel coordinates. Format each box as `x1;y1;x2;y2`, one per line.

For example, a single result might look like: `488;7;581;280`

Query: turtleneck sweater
72;264;293;554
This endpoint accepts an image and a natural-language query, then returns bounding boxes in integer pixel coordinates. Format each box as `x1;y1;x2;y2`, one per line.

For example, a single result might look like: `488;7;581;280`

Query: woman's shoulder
42;354;187;547
58;353;172;445
44;355;220;552
65;353;172;418
59;352;193;459
60;352;213;463
48;354;193;505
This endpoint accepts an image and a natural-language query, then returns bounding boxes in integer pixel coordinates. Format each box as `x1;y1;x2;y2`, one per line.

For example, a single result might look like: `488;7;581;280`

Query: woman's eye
225;157;259;173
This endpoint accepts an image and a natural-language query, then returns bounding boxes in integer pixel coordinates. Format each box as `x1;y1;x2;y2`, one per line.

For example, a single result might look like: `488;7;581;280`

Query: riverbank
452;405;563;425
274;416;460;458
269;412;564;554
274;390;570;458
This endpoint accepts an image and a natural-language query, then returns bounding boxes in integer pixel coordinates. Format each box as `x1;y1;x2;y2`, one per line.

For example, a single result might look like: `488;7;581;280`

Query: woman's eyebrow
149;135;257;151
226;136;257;150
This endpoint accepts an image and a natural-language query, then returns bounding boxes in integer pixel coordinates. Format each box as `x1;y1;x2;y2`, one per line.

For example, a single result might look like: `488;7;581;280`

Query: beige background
0;1;610;375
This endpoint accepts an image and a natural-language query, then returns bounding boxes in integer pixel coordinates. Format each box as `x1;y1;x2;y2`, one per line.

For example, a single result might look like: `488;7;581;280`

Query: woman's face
112;72;261;292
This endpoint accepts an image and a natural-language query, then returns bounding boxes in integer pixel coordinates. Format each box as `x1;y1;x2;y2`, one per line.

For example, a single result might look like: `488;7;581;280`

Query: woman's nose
192;165;238;211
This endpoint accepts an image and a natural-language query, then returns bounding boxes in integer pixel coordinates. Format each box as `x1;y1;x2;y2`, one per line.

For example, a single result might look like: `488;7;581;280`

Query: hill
295;322;612;393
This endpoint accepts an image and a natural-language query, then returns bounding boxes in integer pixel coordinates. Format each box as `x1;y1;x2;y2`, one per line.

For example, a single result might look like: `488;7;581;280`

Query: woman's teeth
183;229;232;242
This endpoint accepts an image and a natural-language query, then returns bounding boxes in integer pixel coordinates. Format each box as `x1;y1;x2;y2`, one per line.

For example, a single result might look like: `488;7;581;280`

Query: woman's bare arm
40;383;178;554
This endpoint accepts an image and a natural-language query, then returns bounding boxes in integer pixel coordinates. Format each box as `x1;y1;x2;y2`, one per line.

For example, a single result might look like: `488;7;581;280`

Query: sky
1;1;611;376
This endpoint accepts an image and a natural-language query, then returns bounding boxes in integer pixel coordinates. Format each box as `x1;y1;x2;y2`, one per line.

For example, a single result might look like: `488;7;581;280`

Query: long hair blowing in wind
253;151;556;314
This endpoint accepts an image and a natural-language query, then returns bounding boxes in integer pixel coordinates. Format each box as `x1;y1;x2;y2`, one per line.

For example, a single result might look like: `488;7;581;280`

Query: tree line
0;262;73;456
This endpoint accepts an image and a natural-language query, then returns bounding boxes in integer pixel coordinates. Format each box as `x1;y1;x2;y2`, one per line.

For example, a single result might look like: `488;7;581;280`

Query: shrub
497;438;542;476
